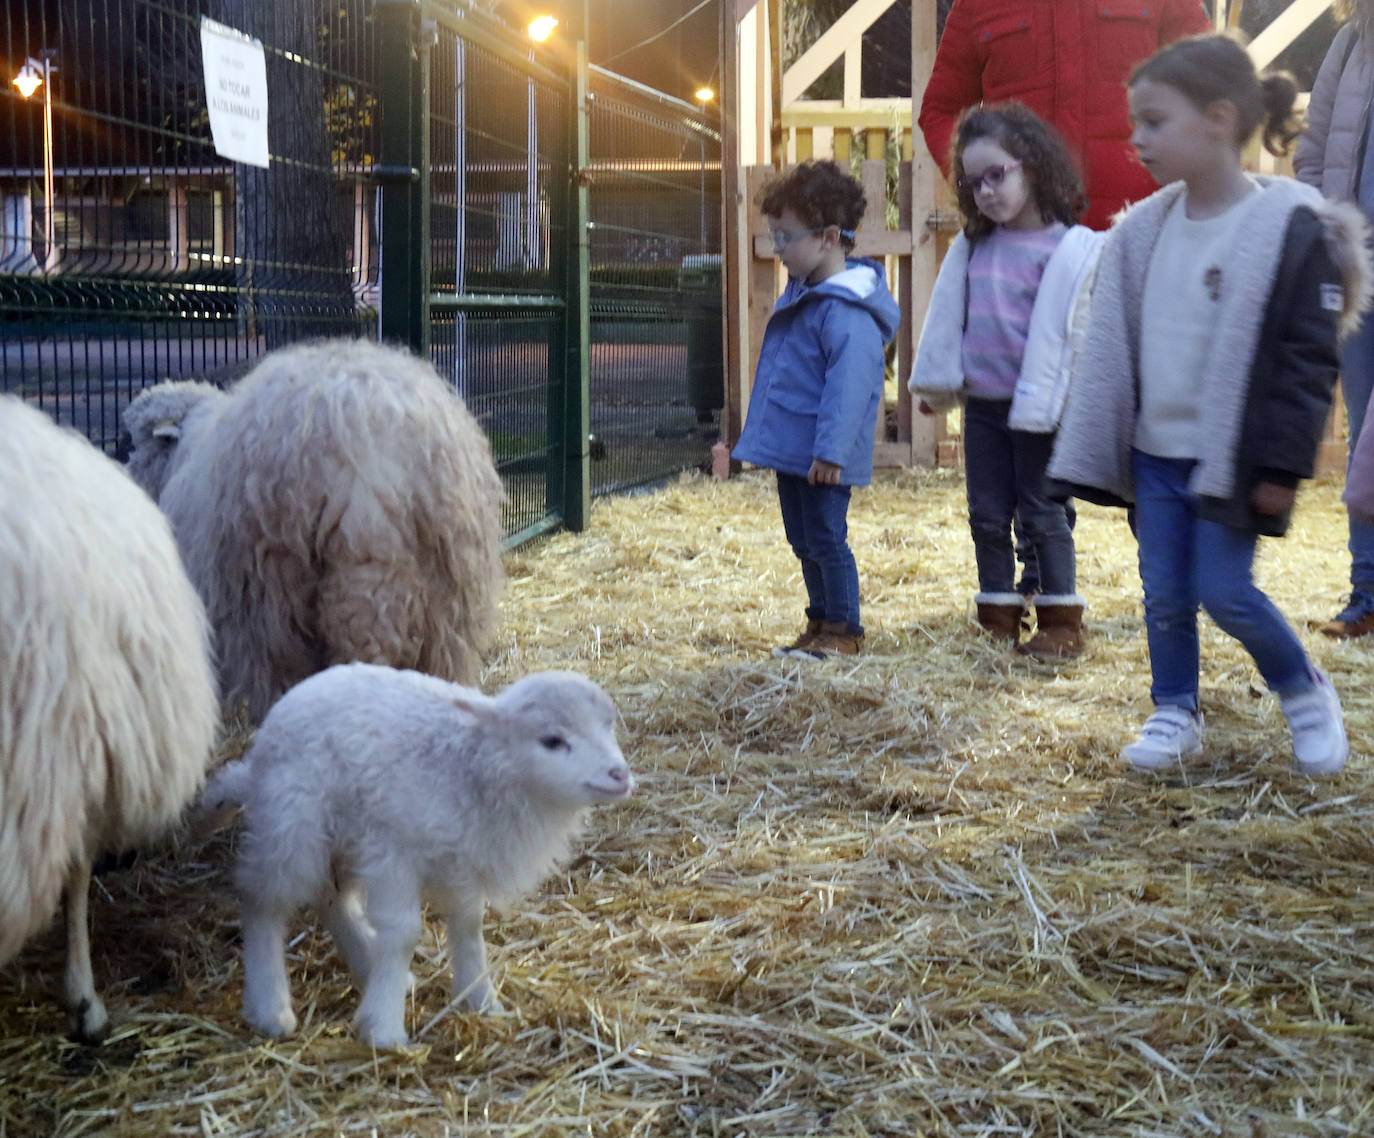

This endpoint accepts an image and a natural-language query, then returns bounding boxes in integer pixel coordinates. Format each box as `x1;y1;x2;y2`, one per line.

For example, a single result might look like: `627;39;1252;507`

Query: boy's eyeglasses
955;160;1023;195
768;227;827;253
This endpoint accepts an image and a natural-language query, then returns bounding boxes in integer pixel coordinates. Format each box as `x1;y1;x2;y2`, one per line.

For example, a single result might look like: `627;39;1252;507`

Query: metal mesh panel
431;308;558;540
2;1;720;542
0;0;379;452
587;70;722;495
426;18;570;543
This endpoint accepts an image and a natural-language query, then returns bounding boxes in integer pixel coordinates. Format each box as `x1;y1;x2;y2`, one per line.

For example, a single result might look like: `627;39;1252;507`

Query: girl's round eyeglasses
956;160;1022;195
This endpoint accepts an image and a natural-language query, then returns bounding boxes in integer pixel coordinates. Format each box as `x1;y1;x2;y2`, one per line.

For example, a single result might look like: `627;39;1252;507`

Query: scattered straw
4;467;1373;1136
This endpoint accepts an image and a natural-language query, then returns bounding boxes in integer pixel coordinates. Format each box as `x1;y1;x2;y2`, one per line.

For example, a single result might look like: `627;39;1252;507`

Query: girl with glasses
910;102;1102;658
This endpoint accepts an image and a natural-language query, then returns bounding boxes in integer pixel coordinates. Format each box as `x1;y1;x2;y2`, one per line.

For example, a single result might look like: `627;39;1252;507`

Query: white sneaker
1280;670;1348;777
1121;706;1204;770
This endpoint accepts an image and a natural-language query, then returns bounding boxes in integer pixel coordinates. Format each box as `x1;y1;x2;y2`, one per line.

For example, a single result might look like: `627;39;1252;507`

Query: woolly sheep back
123;339;506;722
0;397;218;1035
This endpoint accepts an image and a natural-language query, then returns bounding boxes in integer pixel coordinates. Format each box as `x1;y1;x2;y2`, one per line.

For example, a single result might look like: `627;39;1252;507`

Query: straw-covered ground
3;466;1373;1138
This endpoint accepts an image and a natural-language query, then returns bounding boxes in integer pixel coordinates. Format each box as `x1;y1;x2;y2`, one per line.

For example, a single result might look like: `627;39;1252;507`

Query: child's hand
1251;481;1296;516
808;459;842;485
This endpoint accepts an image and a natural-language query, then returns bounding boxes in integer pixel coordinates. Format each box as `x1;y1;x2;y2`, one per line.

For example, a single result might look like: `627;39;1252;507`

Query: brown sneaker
773;618;823;658
789;620;863;660
1319;593;1374;638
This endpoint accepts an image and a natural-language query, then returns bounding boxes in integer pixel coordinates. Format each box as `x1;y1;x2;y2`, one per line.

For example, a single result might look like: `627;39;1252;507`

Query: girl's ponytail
1131;33;1300;157
1258;72;1301;157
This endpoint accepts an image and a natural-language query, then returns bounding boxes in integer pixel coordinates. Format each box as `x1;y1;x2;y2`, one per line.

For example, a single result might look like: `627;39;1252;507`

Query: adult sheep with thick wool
0;397;218;1041
122;338;505;723
203;663;634;1047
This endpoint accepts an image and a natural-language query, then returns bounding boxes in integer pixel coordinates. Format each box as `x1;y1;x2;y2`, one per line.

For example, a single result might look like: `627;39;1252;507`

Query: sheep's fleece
122;339;505;722
0;397;218;1037
205;664;633;1046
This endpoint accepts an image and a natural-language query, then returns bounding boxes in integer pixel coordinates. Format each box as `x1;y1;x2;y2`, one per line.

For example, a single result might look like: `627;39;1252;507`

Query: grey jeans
964;397;1075;596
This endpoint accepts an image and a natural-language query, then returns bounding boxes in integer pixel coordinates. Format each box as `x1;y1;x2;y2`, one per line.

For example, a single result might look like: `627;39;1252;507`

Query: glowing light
12;62;42;99
695;87;715;103
528;15;558;43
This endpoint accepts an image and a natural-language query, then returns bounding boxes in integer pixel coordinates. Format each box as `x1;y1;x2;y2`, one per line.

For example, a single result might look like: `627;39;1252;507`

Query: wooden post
719;0;746;466
745;164;777;442
768;0;784;168
908;0;940;466
896;163;915;454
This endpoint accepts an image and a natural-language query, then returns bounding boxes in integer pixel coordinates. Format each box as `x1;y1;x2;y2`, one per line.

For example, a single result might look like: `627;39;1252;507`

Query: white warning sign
201;17;270;168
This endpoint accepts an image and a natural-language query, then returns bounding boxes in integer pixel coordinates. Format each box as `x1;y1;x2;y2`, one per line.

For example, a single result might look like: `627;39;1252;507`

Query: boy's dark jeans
777;472;862;634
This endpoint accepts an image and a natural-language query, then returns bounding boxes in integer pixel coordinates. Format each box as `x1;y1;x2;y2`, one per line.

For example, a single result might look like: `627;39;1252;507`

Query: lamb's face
122;381;221;500
498;673;633;808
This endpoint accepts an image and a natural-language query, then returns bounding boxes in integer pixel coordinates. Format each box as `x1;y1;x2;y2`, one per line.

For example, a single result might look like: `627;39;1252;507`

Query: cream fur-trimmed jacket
907;225;1103;433
1048;177;1373;537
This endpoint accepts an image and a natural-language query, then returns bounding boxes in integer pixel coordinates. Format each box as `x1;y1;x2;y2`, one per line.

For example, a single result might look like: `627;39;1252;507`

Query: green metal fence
1;0;720;541
587;66;723;499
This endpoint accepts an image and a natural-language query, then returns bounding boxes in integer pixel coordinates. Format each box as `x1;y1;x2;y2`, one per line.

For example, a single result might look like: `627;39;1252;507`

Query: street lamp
12;52;57;273
527;15;558;43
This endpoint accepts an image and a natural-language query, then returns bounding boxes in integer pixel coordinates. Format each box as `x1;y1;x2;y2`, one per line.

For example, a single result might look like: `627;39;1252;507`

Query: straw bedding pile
2;467;1372;1137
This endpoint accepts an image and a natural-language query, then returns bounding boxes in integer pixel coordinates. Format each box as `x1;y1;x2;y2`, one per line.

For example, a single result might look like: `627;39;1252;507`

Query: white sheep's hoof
243;1002;298;1040
456;985;504;1015
354;1015;409;1049
69;997;110;1044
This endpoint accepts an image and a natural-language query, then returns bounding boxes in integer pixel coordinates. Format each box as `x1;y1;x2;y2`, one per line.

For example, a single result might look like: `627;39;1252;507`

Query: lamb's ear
449;690;499;722
152;419;181;441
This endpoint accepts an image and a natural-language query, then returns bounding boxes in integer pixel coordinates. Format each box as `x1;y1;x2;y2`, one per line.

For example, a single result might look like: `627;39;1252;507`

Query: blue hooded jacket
732;257;900;486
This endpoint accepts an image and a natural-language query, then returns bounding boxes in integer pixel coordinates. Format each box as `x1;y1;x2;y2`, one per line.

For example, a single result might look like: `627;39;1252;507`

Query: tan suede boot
791;620;863;659
773;618;823;658
974;592;1026;645
1017;596;1084;659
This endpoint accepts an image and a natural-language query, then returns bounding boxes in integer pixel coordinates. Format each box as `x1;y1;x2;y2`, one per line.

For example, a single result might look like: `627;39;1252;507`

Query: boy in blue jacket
733;161;900;659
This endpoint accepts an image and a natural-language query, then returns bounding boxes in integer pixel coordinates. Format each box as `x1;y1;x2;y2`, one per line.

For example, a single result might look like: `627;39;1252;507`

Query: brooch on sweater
1204;266;1222;302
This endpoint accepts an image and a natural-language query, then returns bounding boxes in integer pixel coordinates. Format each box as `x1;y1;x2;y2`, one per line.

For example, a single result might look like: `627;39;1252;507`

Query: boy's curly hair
951;102;1087;241
759;160;867;252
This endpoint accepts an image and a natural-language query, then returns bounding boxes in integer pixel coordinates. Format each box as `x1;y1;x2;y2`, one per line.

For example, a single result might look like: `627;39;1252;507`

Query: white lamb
121;338;505;723
0;397;218;1041
203;663;634;1047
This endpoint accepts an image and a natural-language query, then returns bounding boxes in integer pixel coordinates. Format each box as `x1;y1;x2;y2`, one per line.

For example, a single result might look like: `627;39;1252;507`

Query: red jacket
919;0;1211;230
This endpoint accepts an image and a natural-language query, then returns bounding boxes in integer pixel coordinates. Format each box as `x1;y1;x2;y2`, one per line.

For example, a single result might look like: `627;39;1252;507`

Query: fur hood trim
1316;197;1374;339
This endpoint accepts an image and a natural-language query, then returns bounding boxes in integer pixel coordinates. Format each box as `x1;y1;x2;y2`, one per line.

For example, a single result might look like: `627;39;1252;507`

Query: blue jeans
777;472;861;634
964;398;1075;595
1133;452;1312;713
1341;312;1374;591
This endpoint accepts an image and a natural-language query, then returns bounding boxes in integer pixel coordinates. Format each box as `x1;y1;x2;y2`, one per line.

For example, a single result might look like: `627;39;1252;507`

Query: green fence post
560;35;592;532
375;0;431;356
